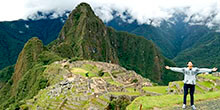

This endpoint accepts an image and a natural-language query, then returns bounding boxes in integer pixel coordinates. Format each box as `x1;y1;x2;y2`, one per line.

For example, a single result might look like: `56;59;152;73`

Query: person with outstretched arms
165;61;218;110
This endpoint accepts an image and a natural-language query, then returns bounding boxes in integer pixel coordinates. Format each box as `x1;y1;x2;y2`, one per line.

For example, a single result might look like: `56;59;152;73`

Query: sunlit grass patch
126;90;220;110
198;74;220;81
109;92;141;96
197;81;214;88
142;86;168;94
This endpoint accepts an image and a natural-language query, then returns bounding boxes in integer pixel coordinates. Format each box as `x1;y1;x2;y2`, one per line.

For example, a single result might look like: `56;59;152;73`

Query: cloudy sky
0;0;220;26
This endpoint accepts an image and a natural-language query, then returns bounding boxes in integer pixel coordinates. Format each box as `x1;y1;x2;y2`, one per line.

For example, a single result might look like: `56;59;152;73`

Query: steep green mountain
0;17;65;69
0;37;62;109
174;32;220;67
0;2;181;109
49;3;180;84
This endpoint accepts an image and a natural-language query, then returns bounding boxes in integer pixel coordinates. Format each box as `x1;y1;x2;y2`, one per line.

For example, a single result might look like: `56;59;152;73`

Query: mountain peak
12;37;44;88
75;2;94;13
50;2;117;63
56;2;103;42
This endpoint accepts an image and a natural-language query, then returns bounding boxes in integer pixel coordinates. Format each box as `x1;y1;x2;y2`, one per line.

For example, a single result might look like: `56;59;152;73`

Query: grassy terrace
197;81;214;88
109;92;141;96
126;90;220;110
142;86;167;94
198;74;220;81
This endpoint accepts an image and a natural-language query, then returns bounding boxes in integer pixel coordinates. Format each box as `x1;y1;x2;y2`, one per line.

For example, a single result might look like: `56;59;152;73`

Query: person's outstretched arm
196;67;218;74
165;66;185;73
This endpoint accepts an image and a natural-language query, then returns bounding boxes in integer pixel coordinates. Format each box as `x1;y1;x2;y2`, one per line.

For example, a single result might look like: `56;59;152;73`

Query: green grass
44;63;64;85
108;81;124;87
195;85;205;93
81;64;103;77
126;88;137;92
109;92;140;96
197;81;214;88
198;74;220;81
215;86;220;90
168;80;208;93
105;78;124;87
142;86;168;94
71;68;97;77
82;64;94;71
99;95;110;103
126;90;220;110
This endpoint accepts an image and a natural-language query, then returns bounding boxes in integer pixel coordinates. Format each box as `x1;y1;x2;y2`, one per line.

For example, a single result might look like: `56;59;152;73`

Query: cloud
0;0;26;21
0;0;220;28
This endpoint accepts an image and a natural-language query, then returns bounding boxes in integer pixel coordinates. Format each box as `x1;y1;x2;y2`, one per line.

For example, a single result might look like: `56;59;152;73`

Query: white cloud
0;0;220;27
0;0;27;21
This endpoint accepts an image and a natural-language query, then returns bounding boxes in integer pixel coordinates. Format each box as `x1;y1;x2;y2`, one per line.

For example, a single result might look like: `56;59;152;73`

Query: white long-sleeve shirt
170;67;212;85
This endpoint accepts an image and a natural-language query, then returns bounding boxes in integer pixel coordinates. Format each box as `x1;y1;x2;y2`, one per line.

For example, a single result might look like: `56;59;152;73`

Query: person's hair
187;61;192;64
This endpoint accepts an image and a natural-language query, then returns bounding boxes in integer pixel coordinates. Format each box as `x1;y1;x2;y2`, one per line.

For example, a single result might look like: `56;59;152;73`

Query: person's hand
165;66;170;70
212;67;218;72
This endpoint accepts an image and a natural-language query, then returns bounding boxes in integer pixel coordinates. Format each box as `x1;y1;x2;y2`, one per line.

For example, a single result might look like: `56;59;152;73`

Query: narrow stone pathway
166;98;220;110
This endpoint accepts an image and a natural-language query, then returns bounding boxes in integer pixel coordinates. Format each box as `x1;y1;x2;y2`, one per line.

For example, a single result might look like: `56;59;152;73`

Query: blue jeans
183;84;195;105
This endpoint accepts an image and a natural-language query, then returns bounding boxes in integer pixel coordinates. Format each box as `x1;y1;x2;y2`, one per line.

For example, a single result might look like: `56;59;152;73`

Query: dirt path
165;98;220;110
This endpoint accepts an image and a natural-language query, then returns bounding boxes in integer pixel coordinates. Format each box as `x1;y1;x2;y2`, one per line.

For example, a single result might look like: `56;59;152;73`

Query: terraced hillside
20;60;153;110
16;61;220;110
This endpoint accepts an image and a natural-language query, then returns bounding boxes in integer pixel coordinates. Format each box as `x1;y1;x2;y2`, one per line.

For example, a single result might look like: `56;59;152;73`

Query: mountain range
106;12;220;67
1;5;220;71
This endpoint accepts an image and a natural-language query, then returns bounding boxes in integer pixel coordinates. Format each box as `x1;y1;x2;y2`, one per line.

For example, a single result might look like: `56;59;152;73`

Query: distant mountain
0;3;180;109
106;12;220;67
0;14;67;69
106;13;212;59
174;32;220;67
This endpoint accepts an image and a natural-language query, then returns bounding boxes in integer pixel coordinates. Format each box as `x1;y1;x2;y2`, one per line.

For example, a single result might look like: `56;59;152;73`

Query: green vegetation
109;98;131;110
174;32;220;67
46;2;181;85
107;12;218;68
198;74;220;81
71;67;98;77
0;65;14;83
0;37;64;109
0;17;64;70
2;2;220;110
109;92;141;96
108;81;124;87
127;91;220;110
142;86;167;94
197;81;214;88
43;63;64;86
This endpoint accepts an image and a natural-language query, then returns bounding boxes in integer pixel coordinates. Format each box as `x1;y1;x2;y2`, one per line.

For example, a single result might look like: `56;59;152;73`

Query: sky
0;0;220;27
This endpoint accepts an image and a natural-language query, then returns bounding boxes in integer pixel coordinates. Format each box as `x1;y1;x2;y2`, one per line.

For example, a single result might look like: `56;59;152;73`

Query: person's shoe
191;105;196;110
182;104;186;109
